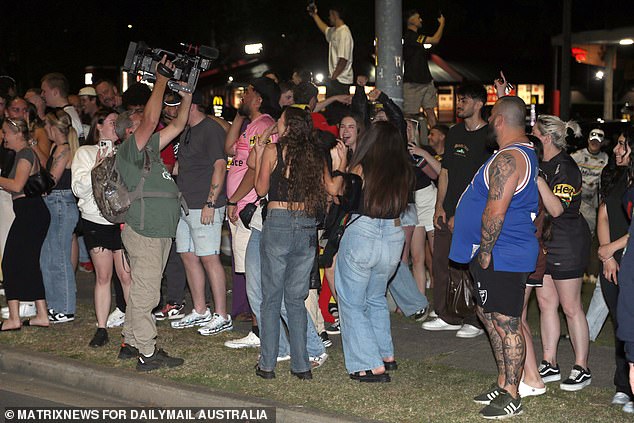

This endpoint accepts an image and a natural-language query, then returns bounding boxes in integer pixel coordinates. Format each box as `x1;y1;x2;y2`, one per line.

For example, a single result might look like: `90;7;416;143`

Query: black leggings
2;196;50;301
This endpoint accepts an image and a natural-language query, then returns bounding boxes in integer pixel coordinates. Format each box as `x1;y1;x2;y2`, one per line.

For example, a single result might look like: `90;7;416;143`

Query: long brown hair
349;121;413;218
278;107;326;217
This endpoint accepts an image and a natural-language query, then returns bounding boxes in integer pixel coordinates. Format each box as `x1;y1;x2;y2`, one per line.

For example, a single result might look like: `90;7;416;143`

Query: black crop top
268;143;290;202
46;145;72;190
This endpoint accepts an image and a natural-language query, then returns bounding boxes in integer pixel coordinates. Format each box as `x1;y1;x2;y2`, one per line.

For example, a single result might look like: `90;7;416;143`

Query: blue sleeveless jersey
449;142;539;272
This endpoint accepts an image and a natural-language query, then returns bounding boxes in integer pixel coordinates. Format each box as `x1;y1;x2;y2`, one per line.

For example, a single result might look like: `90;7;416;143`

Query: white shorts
228;218;251;273
415;184;437;232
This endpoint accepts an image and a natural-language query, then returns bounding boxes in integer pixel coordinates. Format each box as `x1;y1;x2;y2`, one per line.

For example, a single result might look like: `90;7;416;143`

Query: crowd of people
1;3;634;420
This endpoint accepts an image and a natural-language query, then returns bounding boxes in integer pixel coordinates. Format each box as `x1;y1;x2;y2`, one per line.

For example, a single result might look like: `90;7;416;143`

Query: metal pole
561;0;571;120
604;45;616;120
375;0;403;109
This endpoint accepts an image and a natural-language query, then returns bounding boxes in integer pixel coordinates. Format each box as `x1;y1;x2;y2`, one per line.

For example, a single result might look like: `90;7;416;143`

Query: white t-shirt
325;24;354;85
63;104;85;140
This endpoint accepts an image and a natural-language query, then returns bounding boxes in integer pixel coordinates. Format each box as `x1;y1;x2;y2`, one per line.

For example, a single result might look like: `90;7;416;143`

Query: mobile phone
99;139;113;156
307;1;317;14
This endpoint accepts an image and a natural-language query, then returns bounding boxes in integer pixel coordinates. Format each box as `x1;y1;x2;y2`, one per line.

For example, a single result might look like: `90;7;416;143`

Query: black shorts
82;218;122;252
469;258;529;318
544;216;590;280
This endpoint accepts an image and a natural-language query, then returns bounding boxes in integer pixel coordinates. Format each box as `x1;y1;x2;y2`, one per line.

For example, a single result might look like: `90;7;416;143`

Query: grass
0;277;630;422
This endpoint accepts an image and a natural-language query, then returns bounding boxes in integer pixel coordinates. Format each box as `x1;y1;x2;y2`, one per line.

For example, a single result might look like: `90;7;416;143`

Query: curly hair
600;125;634;203
277;107;326;217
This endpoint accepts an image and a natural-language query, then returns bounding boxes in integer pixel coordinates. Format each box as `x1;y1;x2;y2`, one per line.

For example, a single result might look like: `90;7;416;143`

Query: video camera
123;41;219;93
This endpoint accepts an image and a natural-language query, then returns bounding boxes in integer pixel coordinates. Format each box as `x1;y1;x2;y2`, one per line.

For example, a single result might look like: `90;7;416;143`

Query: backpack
91;147;187;228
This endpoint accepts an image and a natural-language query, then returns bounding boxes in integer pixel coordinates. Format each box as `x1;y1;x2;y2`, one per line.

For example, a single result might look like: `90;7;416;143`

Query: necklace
466;121;484;132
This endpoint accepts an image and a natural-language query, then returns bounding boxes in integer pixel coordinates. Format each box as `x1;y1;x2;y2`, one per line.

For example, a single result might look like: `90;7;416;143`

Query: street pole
604;45;616;120
375;0;403;109
561;0;571;120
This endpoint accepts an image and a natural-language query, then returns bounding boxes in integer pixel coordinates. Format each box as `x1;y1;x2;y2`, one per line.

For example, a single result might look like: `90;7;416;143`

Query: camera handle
156;63;175;78
167;80;194;94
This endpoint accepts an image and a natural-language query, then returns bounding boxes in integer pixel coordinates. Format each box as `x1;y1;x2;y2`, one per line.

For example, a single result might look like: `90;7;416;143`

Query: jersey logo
479;289;488;305
552;183;576;207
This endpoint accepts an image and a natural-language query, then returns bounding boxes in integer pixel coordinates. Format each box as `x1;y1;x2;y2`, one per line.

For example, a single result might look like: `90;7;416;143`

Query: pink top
226;113;277;213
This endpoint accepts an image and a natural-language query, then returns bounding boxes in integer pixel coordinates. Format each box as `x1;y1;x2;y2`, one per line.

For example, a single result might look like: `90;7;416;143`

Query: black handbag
239;197;268;229
23;149;55;197
446;266;476;318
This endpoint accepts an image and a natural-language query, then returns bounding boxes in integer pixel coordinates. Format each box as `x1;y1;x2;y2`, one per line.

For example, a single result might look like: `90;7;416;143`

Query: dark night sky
1;0;632;94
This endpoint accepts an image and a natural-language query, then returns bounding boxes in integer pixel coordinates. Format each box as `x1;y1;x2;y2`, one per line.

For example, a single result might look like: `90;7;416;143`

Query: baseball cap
78;86;97;97
192;90;205;106
589;128;605;142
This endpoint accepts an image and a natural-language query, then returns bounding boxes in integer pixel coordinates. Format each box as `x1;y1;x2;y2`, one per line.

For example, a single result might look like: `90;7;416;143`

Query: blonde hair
45;109;79;158
535;114;582;150
3;117;30;141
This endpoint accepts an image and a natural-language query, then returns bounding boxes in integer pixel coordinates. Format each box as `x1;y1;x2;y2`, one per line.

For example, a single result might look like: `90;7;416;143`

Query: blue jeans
246;228;324;358
335;215;404;374
41;190;79;314
388;261;429;316
258;210;317;373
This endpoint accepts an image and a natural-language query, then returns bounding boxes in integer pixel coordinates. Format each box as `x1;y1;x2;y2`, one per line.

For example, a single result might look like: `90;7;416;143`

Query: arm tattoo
51;149;69;181
488;152;516;201
480;152;516;254
208;183;219;201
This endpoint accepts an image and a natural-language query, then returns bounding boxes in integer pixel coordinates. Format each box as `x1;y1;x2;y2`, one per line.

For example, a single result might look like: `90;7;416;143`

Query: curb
0;345;377;423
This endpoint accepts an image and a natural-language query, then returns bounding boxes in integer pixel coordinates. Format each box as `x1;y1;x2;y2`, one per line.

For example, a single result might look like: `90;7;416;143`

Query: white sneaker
421;317;461;331
519;380;546;397
171;308;212;329
612;392;631;405
224;331;260;349
456;324;485;338
276;355;291;362
106;307;125;328
197;313;233;336
1;302;36;319
309;352;328;369
624;401;634;413
429;310;438;319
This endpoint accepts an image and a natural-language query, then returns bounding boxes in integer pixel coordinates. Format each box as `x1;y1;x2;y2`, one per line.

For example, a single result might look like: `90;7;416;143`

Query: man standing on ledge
116;57;192;371
403;9;445;129
451;96;539;419
309;3;354;123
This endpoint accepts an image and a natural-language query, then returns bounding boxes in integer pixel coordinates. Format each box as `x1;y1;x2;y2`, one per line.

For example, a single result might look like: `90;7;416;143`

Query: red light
571;47;587;63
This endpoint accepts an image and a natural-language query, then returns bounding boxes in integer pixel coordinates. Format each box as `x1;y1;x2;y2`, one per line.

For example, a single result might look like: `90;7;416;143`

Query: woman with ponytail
41;109;80;324
531;115;592;391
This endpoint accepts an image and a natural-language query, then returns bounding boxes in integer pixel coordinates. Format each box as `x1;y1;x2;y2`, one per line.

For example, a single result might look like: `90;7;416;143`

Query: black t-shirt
403;29;433;84
177;118;228;208
441;123;491;217
540;150;583;219
604;171;629;261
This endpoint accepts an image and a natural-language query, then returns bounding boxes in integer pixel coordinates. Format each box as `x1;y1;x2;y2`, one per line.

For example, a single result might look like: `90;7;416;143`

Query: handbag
23;149;55;197
239;197;268;229
446;266;476;317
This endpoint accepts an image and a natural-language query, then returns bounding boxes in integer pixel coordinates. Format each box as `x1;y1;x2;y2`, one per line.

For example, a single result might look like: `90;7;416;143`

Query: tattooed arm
200;158;227;225
478;150;522;269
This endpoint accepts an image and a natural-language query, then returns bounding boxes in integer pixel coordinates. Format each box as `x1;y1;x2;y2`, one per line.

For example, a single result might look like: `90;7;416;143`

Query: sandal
349;369;391;383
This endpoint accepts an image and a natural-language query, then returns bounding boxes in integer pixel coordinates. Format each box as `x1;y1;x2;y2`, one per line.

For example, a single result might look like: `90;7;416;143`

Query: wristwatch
204;201;215;208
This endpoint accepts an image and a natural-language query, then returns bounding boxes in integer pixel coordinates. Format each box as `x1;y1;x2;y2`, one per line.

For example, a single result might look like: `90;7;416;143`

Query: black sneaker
560;365;592;391
118;343;139;360
328;303;339;319
89;328;109;348
136;348;184;372
538;360;561;383
413;307;430;322
473;384;503;405
325;319;340;335
479;389;523;419
320;331;332;348
48;309;75;324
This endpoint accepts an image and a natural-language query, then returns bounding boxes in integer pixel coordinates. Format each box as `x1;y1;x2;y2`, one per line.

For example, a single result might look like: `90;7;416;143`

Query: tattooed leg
477;306;505;388
492;312;525;399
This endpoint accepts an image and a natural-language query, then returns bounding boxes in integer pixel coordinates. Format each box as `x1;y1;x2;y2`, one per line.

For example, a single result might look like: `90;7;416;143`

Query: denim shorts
176;207;225;256
400;203;419;227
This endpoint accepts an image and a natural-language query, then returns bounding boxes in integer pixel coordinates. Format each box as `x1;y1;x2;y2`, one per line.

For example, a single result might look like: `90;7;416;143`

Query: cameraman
116;56;192;371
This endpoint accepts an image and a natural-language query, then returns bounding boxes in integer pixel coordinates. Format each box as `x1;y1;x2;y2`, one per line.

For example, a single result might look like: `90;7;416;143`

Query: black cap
251;77;281;119
192;90;205;106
